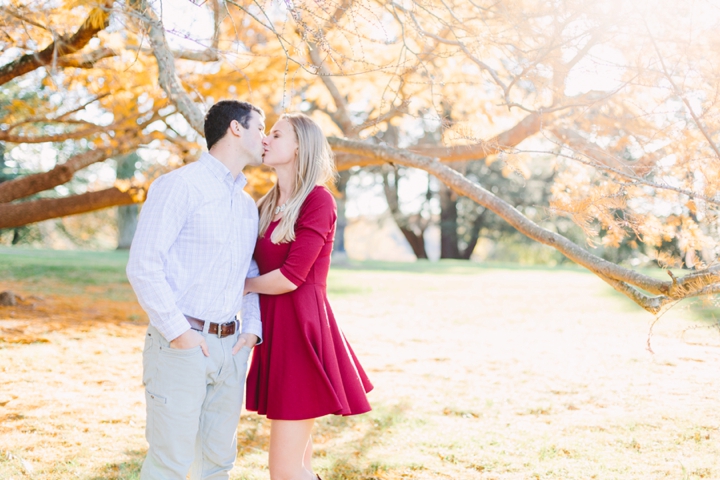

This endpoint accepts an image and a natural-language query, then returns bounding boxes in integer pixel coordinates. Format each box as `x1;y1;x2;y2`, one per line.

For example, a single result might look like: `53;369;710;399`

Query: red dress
245;186;373;420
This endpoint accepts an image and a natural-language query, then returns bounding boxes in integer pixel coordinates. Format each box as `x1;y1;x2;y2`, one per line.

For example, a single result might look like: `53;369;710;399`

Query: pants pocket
155;345;207;400
142;332;158;386
144;389;166;445
234;346;252;383
159;344;203;357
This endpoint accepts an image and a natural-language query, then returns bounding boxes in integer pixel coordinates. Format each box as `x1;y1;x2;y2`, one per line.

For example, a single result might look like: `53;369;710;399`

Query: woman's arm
244;269;298;295
247;188;337;296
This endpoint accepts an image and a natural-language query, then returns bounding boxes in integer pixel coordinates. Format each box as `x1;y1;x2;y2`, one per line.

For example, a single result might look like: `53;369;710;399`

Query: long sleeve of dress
279;188;337;287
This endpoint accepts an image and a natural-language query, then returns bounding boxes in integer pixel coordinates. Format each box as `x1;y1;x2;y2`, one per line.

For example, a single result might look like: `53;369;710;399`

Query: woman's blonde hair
258;113;337;243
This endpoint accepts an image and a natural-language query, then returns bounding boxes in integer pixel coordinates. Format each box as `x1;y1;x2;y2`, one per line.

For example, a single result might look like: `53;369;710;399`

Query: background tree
115;152;141;249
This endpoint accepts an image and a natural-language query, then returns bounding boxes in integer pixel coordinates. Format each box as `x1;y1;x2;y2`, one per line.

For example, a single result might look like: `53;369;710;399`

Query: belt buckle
217;320;233;339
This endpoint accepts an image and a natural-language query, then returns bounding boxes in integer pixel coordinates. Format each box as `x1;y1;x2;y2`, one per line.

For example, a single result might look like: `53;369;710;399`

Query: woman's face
262;119;298;169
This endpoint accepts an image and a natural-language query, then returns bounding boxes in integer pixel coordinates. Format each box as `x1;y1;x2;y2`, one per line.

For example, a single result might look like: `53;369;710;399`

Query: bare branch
396;3;508;93
647;22;720;161
131;0;205;134
547;128;720;206
307;43;355;134
1;6;50;31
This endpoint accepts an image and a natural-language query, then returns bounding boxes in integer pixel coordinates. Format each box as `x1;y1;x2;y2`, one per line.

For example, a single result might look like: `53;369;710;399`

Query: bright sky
158;0;215;50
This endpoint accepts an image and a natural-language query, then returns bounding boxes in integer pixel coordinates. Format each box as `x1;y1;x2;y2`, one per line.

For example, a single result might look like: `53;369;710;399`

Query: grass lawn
1;248;719;479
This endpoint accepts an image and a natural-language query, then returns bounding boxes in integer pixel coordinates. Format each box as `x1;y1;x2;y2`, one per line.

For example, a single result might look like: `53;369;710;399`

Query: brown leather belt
184;315;238;339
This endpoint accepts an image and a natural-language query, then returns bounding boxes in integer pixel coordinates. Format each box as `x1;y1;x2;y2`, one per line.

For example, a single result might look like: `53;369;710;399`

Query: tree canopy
2;0;720;313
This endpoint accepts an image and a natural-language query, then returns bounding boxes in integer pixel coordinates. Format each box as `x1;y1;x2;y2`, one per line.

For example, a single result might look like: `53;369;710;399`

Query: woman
244;113;373;480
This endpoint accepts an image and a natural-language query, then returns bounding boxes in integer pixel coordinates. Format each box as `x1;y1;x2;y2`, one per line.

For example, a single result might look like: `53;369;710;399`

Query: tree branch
132;0;205;134
646;22;720;161
410;112;542;161
0;1;113;86
329;136;677;307
548;128;720;206
55;47;116;68
0;133;149;203
299;1;356;135
0;186;144;230
0;123;108;143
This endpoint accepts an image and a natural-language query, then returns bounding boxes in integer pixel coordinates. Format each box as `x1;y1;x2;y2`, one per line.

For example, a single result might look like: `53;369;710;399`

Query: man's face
239;110;266;166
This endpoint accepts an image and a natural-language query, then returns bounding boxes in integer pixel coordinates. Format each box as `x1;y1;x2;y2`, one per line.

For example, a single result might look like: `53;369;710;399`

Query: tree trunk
332;170;351;261
117;204;138;249
400;228;428;259
116;153;140;249
461;209;488;259
439;183;461;259
382;168;428;259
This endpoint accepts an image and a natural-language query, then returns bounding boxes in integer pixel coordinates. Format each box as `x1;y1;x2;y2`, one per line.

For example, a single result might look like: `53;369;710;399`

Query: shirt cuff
153;313;191;342
241;318;263;344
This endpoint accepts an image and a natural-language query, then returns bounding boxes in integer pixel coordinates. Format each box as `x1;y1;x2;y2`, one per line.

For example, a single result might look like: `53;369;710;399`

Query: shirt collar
199;152;248;189
199;152;232;182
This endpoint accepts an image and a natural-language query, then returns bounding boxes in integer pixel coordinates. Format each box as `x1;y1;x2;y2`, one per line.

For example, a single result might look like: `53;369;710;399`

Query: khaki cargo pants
140;324;252;480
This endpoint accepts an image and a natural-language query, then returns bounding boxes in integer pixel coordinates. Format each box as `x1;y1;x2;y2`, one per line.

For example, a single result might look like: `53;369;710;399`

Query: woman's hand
243;269;297;295
244;277;256;296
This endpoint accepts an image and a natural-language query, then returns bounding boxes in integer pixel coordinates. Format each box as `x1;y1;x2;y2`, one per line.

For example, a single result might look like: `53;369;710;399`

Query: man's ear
230;119;243;137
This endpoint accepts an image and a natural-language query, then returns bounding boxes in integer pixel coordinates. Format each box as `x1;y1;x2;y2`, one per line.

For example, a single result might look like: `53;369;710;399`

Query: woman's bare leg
303;435;313;472
269;419;316;480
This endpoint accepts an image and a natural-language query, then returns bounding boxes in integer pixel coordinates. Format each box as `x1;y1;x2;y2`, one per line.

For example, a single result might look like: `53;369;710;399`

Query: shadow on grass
87;449;144;480
237;414;271;459
81;405;420;480
236;402;417;479
317;402;418;480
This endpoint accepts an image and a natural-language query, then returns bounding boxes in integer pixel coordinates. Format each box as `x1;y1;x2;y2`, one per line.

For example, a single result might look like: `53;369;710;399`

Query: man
127;100;265;479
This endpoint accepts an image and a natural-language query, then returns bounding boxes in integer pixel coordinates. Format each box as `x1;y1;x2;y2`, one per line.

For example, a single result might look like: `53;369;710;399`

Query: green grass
1;246;716;321
0;247;130;286
333;258;583;275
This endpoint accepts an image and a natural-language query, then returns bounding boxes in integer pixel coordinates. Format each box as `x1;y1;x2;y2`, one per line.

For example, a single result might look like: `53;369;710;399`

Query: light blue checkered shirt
127;152;262;342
